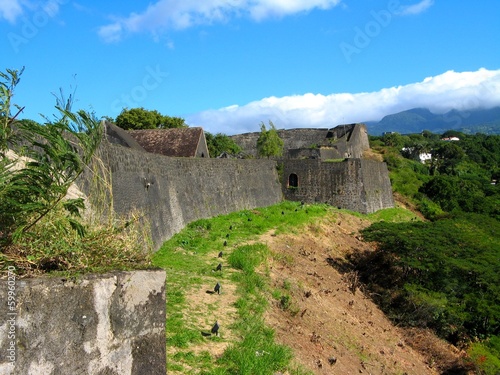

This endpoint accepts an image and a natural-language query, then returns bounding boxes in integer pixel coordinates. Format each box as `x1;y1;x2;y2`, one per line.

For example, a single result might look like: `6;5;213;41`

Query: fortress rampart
231;128;330;157
83;142;282;249
77;123;393;250
282;159;394;213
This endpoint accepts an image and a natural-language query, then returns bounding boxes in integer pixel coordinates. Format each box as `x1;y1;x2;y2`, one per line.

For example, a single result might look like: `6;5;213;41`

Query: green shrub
467;338;500;375
357;214;500;343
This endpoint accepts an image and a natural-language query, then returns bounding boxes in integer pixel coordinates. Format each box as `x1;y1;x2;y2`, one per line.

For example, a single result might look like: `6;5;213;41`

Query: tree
256;120;283;159
430;142;465;175
205;132;242;157
115;107;186;130
381;132;408;148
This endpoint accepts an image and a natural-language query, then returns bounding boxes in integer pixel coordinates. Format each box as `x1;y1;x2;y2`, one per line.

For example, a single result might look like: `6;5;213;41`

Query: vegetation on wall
257;120;284;159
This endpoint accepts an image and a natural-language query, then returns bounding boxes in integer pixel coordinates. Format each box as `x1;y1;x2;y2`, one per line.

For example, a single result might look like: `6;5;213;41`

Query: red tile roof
128;127;203;157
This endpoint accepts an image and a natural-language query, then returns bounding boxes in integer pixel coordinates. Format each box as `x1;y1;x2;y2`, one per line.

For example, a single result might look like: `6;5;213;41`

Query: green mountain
366;106;500;135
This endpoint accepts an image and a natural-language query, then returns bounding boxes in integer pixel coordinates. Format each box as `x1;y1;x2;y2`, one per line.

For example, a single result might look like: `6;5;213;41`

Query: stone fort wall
231;128;330;157
78;123;392;249
282;159;394;214
230;124;370;159
82;142;283;249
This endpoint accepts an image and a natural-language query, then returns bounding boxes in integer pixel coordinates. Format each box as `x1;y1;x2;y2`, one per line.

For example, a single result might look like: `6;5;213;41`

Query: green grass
215;243;293;375
467;336;500;375
153;201;424;373
339;206;422;223
153;201;332;374
365;207;421;222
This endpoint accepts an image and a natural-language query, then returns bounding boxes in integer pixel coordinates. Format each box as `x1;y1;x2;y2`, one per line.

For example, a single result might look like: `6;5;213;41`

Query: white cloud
98;0;341;42
0;0;63;23
98;23;123;43
0;0;24;23
396;0;434;16
186;68;500;135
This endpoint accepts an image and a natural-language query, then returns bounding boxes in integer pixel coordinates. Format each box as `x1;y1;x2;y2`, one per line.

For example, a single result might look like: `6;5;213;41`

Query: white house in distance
418;152;432;163
401;147;432;164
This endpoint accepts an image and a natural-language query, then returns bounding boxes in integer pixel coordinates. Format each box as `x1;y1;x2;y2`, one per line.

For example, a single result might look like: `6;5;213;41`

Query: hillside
262;213;465;374
366;106;500;135
156;204;467;374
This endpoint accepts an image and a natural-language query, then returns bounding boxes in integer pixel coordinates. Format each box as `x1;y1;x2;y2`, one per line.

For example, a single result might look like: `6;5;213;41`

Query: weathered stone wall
231;125;370;159
286;148;321;160
231;128;329;157
359;159;396;213
322;124;370;159
92;143;282;249
0;270;166;375
282;159;394;213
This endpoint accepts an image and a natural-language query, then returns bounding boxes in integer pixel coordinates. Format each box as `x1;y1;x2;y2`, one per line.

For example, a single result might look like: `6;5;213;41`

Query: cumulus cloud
396;0;434;16
0;0;24;23
186;68;500;135
0;0;63;23
98;0;341;42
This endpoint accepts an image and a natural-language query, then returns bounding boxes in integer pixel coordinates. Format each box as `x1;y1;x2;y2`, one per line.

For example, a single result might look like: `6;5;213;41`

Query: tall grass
0;67;153;276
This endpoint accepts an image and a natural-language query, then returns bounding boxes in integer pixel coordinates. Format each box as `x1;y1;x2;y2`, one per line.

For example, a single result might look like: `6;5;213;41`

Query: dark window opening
288;173;298;188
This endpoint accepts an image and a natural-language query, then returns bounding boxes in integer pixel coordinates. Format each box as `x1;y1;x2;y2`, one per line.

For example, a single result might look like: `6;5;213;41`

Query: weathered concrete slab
0;270;166;375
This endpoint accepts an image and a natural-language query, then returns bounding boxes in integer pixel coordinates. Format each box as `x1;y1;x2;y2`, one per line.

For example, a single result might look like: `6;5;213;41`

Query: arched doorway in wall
288;173;298;188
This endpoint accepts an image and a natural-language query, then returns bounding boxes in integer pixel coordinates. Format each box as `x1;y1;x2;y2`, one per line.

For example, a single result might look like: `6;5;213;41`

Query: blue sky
1;0;499;134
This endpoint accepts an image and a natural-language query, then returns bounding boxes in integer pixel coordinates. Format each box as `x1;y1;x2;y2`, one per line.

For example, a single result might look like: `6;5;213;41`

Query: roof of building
128;127;204;157
104;121;146;151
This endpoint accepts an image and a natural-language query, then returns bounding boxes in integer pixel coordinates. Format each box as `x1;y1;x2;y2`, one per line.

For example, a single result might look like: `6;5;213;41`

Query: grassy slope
152;201;421;374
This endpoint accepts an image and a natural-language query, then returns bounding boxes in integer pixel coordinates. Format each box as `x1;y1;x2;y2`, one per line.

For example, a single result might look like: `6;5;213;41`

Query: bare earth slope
261;213;465;375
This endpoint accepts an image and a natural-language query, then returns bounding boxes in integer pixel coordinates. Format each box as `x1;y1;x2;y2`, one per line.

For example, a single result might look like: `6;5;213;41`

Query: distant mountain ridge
365;106;500;135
